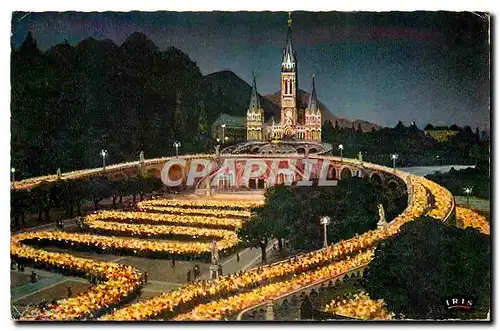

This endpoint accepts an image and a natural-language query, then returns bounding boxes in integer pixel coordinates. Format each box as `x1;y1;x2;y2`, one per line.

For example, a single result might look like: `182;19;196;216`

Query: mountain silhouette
203;70;280;120
12;31;383;178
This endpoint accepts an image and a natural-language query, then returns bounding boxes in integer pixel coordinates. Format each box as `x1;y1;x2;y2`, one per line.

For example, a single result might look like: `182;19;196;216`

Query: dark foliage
238;177;406;253
10;175;163;229
425;164;490;200
362;216;490;320
321;120;490;168
11;32;220;179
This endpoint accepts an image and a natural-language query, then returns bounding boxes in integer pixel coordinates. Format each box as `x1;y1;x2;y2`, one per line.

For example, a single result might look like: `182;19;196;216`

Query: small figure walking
67;286;72;298
143;271;148;285
30;271;37;283
194;264;200;279
171;258;176;268
236;252;240;263
187;270;191;282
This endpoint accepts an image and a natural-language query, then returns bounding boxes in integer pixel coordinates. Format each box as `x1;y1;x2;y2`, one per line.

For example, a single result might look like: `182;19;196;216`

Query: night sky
11;11;490;129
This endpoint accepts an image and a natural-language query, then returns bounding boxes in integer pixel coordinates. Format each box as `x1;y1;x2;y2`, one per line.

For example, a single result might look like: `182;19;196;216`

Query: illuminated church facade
246;14;322;142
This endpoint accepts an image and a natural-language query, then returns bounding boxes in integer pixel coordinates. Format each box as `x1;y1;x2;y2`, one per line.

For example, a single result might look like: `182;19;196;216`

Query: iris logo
444;295;475;312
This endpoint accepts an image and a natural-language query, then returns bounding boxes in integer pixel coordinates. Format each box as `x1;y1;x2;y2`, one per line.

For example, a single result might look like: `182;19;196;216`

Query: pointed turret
282;12;297;72
307;74;319;113
246;72;264;141
248;73;261;110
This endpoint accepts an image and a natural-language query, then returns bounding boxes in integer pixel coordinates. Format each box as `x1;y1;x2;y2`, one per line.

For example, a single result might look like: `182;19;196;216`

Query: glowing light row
87;210;244;229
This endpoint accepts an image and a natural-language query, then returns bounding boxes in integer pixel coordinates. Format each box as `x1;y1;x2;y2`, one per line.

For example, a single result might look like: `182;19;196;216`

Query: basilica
246;15;322;142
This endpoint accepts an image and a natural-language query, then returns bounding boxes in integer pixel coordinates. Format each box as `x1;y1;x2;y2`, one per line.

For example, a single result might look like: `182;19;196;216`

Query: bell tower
280;12;298;138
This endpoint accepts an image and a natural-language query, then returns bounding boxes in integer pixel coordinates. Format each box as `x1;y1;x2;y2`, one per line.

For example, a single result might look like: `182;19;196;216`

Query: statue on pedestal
214;145;220;158
211;240;219;265
407;176;413;204
139;151;145;163
358;151;363;162
266;301;275;321
209;240;220;279
377;204;387;228
56;168;61;180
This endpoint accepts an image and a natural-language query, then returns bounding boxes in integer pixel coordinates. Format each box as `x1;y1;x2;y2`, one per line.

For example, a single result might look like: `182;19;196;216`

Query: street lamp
320;216;331;248
11;167;15;188
391;153;399;171
100;149;108;170
338;144;344;160
173;141;181;157
463;186;473;205
225;136;229;142
221;124;226;143
216;138;221;143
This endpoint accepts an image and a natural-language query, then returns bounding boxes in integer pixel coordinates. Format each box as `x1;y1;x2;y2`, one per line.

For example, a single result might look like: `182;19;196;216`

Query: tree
197;100;208;135
11;190;30;228
363;216;490;320
394;121;406;131
237;207;272;263
30;182;53;223
109;179;124;208
20;31;39;56
300;295;314;320
244;178;384;253
70;178;88;216
424;123;434;130
321;120;335;143
87;176;112;210
357;123;363;133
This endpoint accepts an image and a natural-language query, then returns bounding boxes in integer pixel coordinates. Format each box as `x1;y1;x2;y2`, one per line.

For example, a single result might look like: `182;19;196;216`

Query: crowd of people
13;171;456;321
172;252;375;321
14;198;255;320
12;236;143;320
138;198;262;211
102;174;453;321
138;204;252;219
84;218;239;248
323;291;393;320
456;206;490;235
86;209;244;229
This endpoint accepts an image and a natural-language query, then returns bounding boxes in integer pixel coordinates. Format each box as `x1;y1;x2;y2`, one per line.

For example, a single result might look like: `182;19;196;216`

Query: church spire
248;72;261;110
282;12;296;72
307;74;318;113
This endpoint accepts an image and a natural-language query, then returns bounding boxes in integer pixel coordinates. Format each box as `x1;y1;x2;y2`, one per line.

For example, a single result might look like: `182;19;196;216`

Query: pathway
201;240;276;280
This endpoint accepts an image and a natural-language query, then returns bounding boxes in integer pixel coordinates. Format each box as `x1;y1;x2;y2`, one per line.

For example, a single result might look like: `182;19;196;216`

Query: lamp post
391;153;399;172
100;149;108;170
221;124;226;144
338;144;344;161
463;186;473;205
320;216;331;248
216;138;220;143
225;136;229;142
173;141;181;157
11;167;15;188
